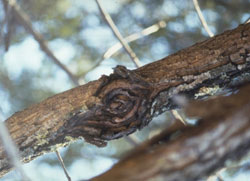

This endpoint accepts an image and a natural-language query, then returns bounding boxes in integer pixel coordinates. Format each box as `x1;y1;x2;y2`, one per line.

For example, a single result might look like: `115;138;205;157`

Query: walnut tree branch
0;23;249;178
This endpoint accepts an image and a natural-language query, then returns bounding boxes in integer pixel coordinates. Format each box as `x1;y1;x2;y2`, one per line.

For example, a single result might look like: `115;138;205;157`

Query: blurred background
0;0;250;180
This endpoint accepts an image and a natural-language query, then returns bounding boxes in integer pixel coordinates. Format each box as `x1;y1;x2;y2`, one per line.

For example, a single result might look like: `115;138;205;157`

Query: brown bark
93;83;250;181
0;23;250;177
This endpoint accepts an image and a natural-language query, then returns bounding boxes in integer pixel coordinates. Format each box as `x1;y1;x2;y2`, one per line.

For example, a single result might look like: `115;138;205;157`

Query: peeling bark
0;23;250;177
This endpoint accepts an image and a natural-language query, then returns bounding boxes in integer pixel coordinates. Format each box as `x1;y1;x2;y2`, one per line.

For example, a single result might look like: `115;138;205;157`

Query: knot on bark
97;66;153;128
64;66;155;146
101;84;150;126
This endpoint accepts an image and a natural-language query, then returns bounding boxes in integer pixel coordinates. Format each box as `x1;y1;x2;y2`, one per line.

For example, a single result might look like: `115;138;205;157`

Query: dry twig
56;150;71;181
170;110;187;125
2;0;79;85
0;0;8;45
79;21;166;80
95;0;142;68
193;0;214;37
103;20;166;59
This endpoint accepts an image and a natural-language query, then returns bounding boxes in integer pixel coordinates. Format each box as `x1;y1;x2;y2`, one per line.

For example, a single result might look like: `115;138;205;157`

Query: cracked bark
0;23;250;178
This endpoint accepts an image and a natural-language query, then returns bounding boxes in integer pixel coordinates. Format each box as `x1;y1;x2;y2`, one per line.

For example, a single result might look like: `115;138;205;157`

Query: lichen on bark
0;23;250;178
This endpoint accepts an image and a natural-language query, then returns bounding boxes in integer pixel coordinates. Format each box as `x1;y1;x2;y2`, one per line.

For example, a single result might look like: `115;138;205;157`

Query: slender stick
0;0;9;45
244;17;250;24
3;0;79;85
193;0;214;37
95;0;142;68
55;150;71;181
170;110;187;125
79;21;166;79
103;20;166;59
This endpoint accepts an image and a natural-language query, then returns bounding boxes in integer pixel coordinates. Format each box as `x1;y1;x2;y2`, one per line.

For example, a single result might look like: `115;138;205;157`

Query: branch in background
0;22;249;178
79;20;166;79
170;109;187;125
93;83;250;181
1;1;80;179
56;150;71;181
95;0;142;68
0;0;10;50
193;0;214;37
103;20;166;59
0;14;7;48
0;113;30;180
2;0;79;85
245;17;250;24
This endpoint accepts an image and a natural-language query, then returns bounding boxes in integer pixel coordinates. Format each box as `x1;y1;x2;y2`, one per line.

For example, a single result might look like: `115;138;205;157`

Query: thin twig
79;21;166;79
3;0;79;85
244;17;250;24
192;0;214;37
82;5;166;79
103;20;166;59
95;0;142;68
0;113;30;181
0;0;9;46
170;110;187;125
56;150;71;181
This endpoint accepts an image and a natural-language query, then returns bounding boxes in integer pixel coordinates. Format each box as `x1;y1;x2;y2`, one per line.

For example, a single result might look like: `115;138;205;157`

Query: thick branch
0;23;250;177
93;83;250;181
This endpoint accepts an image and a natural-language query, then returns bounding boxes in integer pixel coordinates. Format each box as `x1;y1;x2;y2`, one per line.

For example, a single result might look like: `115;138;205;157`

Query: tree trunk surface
0;23;250;178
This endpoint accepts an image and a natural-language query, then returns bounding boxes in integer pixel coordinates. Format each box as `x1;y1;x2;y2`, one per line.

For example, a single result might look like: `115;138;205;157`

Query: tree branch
79;20;166;79
103;20;167;60
193;0;214;37
0;116;30;180
2;0;79;85
95;0;142;67
0;23;249;177
93;83;250;181
55;150;71;181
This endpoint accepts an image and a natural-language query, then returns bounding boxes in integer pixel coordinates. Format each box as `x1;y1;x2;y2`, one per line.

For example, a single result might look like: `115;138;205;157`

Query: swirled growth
64;66;156;146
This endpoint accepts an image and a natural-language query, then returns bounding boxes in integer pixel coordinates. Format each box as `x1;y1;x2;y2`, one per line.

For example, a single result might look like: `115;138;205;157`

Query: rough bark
93;83;250;181
0;23;250;177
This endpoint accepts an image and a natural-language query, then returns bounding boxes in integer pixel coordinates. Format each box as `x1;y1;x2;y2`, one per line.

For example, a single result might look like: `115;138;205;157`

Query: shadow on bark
93;83;250;181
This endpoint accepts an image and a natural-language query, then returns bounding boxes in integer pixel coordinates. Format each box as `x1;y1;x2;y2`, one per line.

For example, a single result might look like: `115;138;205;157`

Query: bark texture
93;83;250;181
0;23;250;177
